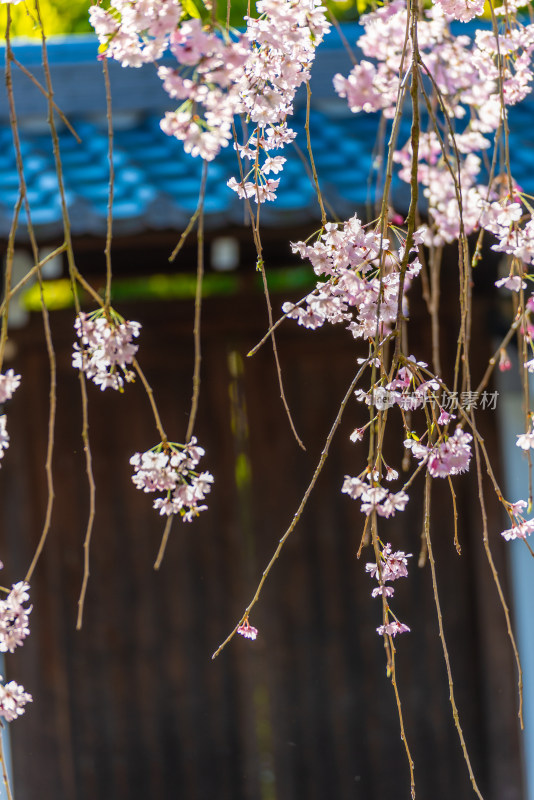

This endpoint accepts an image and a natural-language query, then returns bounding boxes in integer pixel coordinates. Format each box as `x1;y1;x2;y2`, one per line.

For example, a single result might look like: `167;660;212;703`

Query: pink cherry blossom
434;0;485;23
377;621;411;637
0;581;31;653
350;428;365;443
501;520;534;540
227;178;257;199
377;490;409;518
237;619;258;640
131;438;213;521
73;310;141;392
341;476;367;500
408;428;473;478
284;213;421;343
508;500;528;515
228;0;329;195
495;276;527;292
333;61;385;114
366;543;412;584
371;585;395;598
0;370;21;403
0;680;32;721
0;415;9;465
516;426;534;450
261;156;286;175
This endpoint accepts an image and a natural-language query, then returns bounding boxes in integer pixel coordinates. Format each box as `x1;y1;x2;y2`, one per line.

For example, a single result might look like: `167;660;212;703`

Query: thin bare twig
5;7;57;588
103;57;114;310
76;56;116;629
231;121;306;450
423;475;484;800
76;375;96;629
305;82;327;227
185;161;208;444
8;53;81;142
472;434;524;729
154;515;174;571
0;244;67;318
0;727;14;800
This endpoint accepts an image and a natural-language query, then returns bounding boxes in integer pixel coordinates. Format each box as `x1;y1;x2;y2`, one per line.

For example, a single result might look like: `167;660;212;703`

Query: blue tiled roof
0;27;533;239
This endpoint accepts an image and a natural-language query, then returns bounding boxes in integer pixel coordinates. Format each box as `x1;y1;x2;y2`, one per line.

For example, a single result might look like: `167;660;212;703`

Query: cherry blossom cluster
333;0;412;119
72;310;141;391
376;619;411;637
240;0;330;126
160;0;330;168
0;680;33;723
0;571;32;721
282;215;423;340
158;23;249;160
0;369;20;404
342;473;409;519
435;0;484;23
354;357;443;413
227;127;293;204
130;437;213;521
0;369;21;469
0;580;31;654
405;427;472;478
228;0;330;202
91;0;329;164
344;356;472;484
500;499;534;541
479;194;534;277
89;0;183;67
474;179;534;317
280;206;476;644
477;196;534;425
90;0;248;159
366;543;411;637
335;2;534;247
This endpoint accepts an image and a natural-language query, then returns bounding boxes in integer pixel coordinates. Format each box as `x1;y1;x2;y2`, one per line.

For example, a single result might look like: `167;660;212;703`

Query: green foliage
221;0;360;27
4;0;93;37
21;267;315;311
323;0;360;21
3;0;362;39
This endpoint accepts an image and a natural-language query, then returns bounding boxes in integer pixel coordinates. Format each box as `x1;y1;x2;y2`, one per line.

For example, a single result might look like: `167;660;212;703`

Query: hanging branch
305;82;327;228
185;161;208;444
423;474;485;800
8;54;80;142
472;433;524;729
76;54;116;630
231;121;306;451
154;515;174;571
5;6;58;588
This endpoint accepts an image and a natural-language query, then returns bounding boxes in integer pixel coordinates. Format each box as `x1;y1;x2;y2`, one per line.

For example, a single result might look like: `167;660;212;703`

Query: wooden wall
0;274;523;800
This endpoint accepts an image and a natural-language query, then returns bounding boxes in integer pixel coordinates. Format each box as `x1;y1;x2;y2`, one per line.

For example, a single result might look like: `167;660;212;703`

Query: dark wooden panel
0;274;523;800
